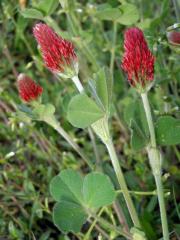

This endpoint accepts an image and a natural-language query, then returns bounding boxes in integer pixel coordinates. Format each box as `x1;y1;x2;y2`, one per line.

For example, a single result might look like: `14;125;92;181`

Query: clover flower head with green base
33;23;78;79
121;27;155;92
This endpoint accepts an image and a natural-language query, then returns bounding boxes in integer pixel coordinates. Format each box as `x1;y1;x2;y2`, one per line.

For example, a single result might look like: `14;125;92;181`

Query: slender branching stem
72;75;141;229
84;207;105;240
113;201;130;234
89;211;132;239
117;189;157;196
72;75;84;93
45;120;94;170
88;128;101;170
105;139;141;229
154;174;170;239
141;93;156;148
93;224;110;239
141;92;169;240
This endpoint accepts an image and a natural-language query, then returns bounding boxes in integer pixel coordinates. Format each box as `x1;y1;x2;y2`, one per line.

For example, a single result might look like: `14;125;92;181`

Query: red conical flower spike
33;23;78;78
17;74;43;102
121;27;155;91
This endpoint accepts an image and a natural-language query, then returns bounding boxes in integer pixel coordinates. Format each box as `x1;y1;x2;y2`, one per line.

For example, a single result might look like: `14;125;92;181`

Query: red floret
17;74;43;102
33;23;77;73
121;27;155;89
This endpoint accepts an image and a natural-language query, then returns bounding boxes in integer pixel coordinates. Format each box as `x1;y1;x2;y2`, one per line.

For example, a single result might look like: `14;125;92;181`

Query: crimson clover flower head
121;27;155;92
33;23;78;79
17;74;43;102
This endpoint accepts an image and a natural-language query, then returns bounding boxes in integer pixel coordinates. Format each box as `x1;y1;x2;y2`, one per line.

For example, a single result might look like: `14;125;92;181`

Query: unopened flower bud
17;74;43;102
167;31;180;45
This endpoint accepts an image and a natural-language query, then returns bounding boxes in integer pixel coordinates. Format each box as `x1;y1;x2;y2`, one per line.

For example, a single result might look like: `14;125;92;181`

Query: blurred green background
0;0;179;239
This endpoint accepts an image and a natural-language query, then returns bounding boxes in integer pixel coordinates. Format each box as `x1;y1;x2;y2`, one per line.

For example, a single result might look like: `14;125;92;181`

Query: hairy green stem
56;74;101;170
71;76;102;168
71;75;141;229
72;75;84;93
113;201;130;234
45;120;94;170
116;189;157;196
90;212;132;239
70;79;139;230
88;128;101;170
68;16;141;230
141;93;156;148
93;224;109;239
84;208;105;240
105;139;141;229
141;92;169;240
155;174;170;239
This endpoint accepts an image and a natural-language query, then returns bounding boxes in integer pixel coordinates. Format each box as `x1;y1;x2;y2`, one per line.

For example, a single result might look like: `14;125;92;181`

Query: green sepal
17;103;57;128
33;103;55;121
16;104;37;123
131;227;147;240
